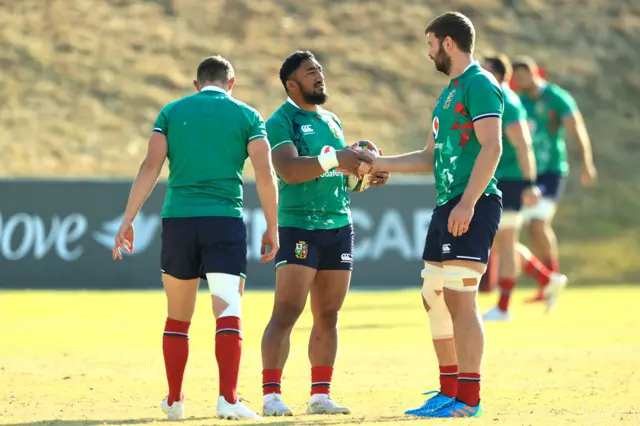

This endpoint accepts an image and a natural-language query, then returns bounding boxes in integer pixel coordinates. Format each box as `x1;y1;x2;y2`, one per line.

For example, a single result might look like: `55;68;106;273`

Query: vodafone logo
321;145;335;154
432;116;439;138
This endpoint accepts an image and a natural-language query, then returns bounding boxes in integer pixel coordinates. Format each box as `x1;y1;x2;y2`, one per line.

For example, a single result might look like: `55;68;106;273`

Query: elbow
493;140;503;159
257;167;278;185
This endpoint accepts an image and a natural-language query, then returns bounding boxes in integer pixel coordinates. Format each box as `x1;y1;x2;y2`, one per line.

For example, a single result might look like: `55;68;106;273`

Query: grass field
2;286;639;426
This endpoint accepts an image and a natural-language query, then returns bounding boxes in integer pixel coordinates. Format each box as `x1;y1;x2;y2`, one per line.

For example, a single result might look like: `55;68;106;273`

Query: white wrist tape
318;150;339;171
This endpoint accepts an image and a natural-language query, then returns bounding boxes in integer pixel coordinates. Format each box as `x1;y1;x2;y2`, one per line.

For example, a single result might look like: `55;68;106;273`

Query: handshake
335;142;389;187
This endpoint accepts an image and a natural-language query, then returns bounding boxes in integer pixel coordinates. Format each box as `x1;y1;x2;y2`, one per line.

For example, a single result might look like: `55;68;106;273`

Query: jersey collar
201;85;228;94
285;97;319;115
451;60;479;83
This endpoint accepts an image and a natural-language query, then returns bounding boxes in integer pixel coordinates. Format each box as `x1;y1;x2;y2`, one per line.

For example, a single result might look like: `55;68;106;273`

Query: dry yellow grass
2;287;639;425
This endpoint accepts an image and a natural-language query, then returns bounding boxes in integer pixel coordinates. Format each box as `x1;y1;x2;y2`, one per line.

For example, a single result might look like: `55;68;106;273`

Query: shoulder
224;96;264;121
160;95;194;116
266;105;295;132
503;86;523;108
465;70;503;101
547;84;575;102
468;68;501;90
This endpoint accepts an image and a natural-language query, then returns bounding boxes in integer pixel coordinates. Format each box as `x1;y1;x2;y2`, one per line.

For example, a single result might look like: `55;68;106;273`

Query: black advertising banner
0;178;436;290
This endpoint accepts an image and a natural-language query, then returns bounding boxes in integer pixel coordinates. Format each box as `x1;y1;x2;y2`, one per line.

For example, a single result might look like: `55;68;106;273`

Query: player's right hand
581;163;597;187
336;147;374;178
113;219;135;260
260;227;279;263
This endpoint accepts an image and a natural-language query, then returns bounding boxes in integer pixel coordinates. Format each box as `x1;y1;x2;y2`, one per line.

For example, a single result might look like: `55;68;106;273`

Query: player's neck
448;55;475;80
287;96;318;112
528;79;546;98
200;81;228;93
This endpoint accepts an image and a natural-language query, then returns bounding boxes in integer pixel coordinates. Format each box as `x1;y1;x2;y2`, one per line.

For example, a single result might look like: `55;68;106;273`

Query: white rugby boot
544;272;568;312
482;306;511;321
262;393;293;416
160;395;185;419
306;393;351;415
217;396;263;420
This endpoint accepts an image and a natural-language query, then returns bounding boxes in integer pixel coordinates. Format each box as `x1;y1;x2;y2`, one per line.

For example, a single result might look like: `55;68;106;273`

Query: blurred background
1;0;639;288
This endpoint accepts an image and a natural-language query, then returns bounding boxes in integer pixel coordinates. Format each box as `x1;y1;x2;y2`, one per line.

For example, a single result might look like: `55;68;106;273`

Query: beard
433;41;452;75
297;81;328;105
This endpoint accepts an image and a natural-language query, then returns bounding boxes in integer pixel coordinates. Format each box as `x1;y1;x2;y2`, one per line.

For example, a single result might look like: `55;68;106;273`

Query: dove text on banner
0;178;436;290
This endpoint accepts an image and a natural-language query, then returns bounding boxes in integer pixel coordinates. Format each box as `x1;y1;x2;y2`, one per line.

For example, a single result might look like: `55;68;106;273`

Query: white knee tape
421;263;453;340
522;198;557;222
442;265;482;292
206;273;242;318
499;211;523;229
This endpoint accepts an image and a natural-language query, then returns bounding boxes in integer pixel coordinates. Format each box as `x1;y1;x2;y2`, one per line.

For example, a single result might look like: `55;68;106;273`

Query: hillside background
1;0;639;283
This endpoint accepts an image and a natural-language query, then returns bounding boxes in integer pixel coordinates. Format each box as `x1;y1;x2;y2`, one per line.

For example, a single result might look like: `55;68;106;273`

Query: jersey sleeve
502;97;526;127
266;114;294;152
552;87;579;118
152;105;170;135
466;76;504;123
247;110;268;144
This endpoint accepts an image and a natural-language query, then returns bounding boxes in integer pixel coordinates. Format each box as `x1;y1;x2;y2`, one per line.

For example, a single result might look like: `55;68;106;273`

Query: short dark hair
196;55;234;85
484;54;512;81
425;11;475;54
511;55;538;73
279;51;316;90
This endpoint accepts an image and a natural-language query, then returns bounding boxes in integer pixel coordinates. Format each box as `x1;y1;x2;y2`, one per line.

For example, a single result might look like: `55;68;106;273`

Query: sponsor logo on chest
301;124;314;135
432;116;440;138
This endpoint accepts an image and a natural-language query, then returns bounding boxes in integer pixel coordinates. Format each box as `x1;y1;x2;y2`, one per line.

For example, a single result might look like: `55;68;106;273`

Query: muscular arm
460;117;502;207
248;138;278;230
272;144;328;185
374;133;434;174
122;132;167;223
505;120;537;181
563;112;594;167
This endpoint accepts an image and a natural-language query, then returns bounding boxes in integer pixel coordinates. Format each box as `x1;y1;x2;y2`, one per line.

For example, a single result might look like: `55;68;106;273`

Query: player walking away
371;12;502;418
112;56;279;421
260;51;385;417
480;55;567;320
511;56;597;303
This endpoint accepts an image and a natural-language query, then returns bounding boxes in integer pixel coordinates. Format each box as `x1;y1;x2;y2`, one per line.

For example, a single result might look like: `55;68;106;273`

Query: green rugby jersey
266;98;351;230
431;62;503;207
153;86;267;218
495;83;528;180
519;83;578;176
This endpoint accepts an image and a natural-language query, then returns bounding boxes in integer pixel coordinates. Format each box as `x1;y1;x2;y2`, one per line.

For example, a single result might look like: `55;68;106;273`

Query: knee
270;301;304;330
421;264;453;339
313;309;339;330
441;265;482;319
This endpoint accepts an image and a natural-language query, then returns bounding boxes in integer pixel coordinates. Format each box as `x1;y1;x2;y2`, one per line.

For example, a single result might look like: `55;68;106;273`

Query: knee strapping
442;265;482;292
206;273;242;318
421;263;453;339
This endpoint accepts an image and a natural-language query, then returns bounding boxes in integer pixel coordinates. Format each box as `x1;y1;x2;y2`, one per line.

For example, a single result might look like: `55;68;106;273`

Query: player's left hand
113;219;135;260
522;185;542;207
581;163;597;187
448;201;474;237
369;171;390;186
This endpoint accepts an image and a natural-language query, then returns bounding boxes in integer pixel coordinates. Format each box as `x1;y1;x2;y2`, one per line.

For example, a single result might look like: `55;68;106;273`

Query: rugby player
372;12;502;418
480;54;567;320
260;51;386;417
112;55;278;420
511;56;596;303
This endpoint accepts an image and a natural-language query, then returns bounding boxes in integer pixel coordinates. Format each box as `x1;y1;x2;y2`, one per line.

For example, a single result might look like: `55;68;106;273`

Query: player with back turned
259;51;387;417
111;56;278;421
372;12;502;418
